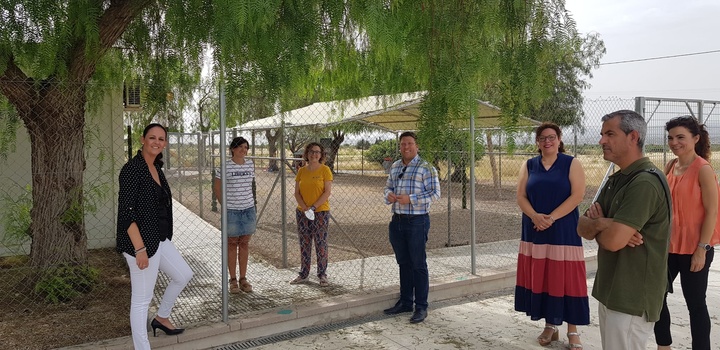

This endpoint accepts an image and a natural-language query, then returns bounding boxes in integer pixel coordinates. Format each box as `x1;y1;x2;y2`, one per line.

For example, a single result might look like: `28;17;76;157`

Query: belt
393;213;428;219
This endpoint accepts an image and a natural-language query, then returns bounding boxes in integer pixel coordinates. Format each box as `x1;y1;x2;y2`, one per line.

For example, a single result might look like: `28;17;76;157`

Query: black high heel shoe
151;318;185;337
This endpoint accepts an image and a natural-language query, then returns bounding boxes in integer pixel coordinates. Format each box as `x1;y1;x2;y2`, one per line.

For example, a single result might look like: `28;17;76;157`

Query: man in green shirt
577;110;671;350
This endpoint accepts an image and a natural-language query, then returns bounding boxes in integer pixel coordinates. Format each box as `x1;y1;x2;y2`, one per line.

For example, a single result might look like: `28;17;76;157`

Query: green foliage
59;181;108;225
34;265;100;304
0;97;20;161
0;185;32;249
60;192;84;226
1;1;604;132
0;0;605;267
365;139;398;165
285;127;320;154
422;130;485;164
356;139;371;150
423;130;486;182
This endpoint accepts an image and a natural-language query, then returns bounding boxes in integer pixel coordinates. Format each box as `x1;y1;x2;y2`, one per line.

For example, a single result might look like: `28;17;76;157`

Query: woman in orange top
654;115;720;350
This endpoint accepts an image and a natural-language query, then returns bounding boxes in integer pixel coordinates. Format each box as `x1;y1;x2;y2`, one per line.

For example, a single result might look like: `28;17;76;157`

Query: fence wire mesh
1;83;719;349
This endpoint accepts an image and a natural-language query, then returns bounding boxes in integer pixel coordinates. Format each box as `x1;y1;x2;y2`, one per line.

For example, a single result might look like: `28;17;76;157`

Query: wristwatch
698;243;712;251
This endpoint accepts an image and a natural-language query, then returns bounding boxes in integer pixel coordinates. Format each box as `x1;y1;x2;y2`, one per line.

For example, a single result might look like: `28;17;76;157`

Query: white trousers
123;240;193;350
598;302;654;350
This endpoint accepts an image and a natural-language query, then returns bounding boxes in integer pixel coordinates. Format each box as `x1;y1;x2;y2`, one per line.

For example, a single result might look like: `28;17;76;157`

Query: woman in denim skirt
213;137;257;293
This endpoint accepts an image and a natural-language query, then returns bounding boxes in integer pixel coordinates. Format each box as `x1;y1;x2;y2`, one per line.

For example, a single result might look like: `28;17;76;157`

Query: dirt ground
0;248;132;350
170;170;597;268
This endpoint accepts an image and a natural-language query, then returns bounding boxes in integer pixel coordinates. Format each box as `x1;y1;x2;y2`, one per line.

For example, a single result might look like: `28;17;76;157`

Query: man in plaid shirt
382;131;441;324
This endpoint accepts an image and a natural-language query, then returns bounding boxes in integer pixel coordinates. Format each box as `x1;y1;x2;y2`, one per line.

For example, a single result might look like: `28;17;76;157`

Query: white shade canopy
238;92;539;132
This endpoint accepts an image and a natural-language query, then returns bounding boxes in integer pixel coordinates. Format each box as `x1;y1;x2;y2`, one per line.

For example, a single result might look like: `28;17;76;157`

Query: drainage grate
212;287;514;349
212;312;393;349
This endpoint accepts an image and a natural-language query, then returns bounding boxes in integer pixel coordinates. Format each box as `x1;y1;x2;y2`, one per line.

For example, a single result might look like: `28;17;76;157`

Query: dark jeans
389;213;430;311
654;248;714;350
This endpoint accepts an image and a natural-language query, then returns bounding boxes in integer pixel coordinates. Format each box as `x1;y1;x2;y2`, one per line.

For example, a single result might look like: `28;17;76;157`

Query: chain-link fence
1;84;719;349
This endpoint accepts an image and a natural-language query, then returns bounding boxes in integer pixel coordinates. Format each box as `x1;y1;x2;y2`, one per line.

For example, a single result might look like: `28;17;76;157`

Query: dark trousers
389;213;430;311
654;248;714;349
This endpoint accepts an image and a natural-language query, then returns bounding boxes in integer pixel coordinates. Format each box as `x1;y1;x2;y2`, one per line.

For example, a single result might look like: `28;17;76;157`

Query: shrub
365;139;398;165
35;265;100;304
0;185;32;252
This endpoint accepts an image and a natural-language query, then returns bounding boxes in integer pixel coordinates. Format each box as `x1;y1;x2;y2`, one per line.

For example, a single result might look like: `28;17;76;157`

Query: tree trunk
23;84;88;268
0;0;149;269
265;129;279;171
449;158;468;209
324;131;344;172
450;161;467;183
486;131;500;189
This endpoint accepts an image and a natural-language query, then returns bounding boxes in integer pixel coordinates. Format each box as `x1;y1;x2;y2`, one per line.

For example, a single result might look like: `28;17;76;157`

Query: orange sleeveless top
667;156;720;254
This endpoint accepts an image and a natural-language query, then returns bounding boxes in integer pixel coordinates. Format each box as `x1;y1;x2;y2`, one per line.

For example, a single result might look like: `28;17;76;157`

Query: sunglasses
398;165;408;179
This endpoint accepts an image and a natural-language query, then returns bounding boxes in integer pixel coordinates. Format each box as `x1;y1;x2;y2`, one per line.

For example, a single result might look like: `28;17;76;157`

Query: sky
565;0;720;101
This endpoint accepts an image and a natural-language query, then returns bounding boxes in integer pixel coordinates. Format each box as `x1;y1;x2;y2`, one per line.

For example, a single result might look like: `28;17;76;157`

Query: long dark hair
142;123;168;166
535;122;565;154
666;115;711;161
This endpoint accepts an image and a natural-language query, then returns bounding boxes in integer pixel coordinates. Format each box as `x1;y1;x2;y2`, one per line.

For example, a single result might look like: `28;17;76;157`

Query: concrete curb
58;255;597;350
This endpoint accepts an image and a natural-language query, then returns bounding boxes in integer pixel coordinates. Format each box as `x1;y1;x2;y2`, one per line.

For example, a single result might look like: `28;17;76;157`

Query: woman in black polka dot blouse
116;123;194;350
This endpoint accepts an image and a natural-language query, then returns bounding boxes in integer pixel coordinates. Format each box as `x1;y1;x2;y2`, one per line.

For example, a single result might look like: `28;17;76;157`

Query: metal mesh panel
2;89;718;349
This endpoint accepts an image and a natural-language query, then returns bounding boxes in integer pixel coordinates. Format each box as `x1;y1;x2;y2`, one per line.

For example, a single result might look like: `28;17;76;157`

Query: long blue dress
514;153;590;326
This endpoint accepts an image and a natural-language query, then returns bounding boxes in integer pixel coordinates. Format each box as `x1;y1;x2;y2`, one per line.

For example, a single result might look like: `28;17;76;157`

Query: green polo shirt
592;157;670;322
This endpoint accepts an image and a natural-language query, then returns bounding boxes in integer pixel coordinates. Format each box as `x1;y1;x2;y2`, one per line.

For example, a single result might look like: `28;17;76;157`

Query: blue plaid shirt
383;155;441;214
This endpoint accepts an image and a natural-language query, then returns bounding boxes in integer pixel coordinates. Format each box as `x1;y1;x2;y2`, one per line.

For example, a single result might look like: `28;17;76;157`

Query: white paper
304;209;315;221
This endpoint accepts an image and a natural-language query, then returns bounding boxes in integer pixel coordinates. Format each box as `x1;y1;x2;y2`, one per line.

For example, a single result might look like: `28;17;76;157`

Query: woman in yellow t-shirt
291;142;333;286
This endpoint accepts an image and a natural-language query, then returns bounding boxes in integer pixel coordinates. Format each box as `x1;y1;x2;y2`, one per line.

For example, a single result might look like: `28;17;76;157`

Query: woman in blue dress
515;122;589;348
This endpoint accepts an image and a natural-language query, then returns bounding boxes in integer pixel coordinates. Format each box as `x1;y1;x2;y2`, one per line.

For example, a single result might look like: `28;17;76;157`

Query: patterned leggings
295;209;329;278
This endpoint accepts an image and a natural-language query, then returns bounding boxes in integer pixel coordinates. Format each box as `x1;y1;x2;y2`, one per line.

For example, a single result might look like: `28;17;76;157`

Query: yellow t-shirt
295;164;333;211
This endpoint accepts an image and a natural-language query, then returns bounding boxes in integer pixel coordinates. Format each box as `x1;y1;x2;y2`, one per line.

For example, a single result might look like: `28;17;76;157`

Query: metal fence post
197;132;204;218
470;110;476;275
280;120;288;268
446;143;452;247
219;83;229;323
126;125;132;159
178;133;183;202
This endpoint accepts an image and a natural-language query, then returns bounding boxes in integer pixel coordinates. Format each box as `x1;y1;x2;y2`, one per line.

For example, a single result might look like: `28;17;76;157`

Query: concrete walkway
215;263;720;350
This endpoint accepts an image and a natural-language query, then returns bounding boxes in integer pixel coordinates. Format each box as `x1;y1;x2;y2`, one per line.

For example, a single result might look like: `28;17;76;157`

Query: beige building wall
0;86;125;256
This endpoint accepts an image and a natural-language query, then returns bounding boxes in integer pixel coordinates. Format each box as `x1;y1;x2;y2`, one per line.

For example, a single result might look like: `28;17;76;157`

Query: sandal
239;277;253;293
537;325;558;346
290;275;308;284
318;276;329;287
229;278;240;294
567;332;582;349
